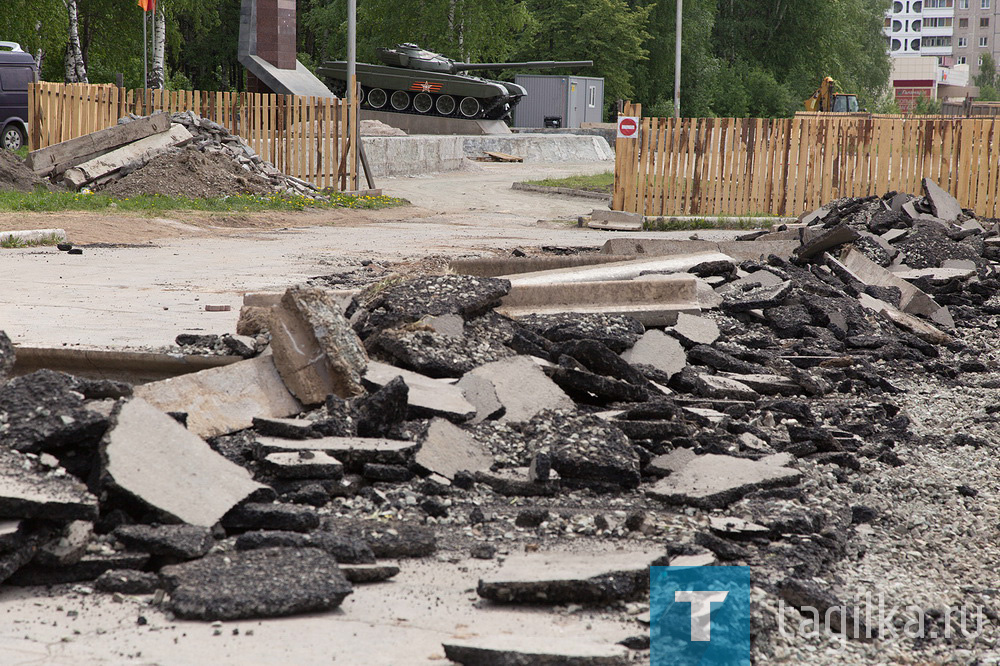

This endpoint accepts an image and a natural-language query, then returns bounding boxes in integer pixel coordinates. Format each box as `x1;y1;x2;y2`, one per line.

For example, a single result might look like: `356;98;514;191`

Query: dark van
0;42;37;151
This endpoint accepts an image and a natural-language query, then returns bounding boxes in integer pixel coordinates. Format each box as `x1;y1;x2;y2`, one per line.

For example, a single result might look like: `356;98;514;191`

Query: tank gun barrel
451;60;593;73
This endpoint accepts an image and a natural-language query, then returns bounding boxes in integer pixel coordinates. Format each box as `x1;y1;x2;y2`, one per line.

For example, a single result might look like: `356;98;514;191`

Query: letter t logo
675;590;729;641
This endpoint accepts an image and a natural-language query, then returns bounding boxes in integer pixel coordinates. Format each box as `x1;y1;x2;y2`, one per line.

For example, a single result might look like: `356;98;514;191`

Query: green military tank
319;43;592;121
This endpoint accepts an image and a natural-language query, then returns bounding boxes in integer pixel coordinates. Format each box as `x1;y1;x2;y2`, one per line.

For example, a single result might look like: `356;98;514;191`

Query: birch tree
150;6;166;88
64;0;88;82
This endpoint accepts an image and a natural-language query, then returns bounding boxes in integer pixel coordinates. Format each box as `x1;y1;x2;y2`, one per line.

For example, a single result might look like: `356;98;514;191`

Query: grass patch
642;216;776;231
0;189;405;213
0;231;65;248
523;171;614;194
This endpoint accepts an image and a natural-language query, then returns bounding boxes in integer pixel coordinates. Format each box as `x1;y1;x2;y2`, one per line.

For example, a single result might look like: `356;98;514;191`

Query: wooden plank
984;121;999;217
636;114;651;214
956;120;973;207
974;119;990;212
63;124;194;189
665;116;681;215
704;118;721;215
26;113;172;176
654;117;669;216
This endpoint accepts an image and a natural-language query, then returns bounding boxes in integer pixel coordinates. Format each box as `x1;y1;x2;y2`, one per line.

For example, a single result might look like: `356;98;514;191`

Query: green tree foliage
11;0;892;118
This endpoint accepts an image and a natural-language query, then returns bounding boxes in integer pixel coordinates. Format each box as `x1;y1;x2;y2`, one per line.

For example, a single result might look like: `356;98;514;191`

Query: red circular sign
619;117;638;137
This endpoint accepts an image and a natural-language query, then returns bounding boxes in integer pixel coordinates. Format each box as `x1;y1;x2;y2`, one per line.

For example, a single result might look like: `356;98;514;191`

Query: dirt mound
98;148;273;199
0;150;48;192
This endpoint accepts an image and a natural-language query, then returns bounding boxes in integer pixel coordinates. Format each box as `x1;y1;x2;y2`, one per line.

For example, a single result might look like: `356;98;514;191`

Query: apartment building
885;0;976;107
886;0;955;58
951;0;999;80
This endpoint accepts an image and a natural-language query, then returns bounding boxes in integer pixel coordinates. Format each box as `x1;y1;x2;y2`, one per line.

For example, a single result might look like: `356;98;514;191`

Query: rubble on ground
6;178;1000;660
22;110;327;200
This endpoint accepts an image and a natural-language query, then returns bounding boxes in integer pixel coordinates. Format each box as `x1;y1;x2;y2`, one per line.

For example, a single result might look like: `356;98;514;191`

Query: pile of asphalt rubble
2;177;998;662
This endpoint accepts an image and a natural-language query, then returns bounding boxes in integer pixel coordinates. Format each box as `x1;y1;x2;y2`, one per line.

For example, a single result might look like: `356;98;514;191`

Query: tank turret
319;44;592;121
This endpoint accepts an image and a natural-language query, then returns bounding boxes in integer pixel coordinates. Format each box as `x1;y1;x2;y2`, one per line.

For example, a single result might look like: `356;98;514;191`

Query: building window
981;17;990;26
924;0;953;7
959;0;969;7
959;37;968;46
960;18;969;26
922;36;953;46
958;55;967;63
982;0;990;8
981;36;989;46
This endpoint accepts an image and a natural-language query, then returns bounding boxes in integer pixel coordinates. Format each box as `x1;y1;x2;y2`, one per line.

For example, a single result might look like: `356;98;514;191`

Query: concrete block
0;228;67;246
340;563;400;584
500;277;699;327
363;361;476;422
0;449;98;522
443;636;629;666
620;330;687;379
101;398;265;527
449;255;629;278
463;356;574;423
645;448;698;476
63;124;194;189
269;285;368;405
477;548;663;604
586;218;643;231
134;355;302;439
647;453;802;508
414;418;493;480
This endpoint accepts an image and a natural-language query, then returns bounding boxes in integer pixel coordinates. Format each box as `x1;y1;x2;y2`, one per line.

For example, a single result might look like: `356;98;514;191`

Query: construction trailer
511;74;604;129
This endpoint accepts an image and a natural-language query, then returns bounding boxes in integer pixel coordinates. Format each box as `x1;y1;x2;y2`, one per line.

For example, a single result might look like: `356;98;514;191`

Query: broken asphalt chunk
269;285;368;404
234;530;375;563
161;547;353;621
0;449;98;521
100;398;265;527
363;361;475;422
112;524;214;560
254;435;416;470
646;453;802;509
0;369;108;453
477;548;663;604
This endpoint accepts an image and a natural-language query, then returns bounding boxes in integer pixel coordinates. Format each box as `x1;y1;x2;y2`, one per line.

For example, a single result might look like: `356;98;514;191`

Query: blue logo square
651;566;752;666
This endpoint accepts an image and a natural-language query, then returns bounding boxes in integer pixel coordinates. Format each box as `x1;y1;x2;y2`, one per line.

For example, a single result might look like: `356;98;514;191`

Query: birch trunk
150;8;166;89
64;0;87;83
34;20;45;74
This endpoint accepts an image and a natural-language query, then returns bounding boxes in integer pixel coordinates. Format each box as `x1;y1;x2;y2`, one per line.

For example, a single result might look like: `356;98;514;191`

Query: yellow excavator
804;76;860;113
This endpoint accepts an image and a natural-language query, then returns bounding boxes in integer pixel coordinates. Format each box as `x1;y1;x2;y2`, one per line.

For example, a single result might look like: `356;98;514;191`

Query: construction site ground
1;161;737;350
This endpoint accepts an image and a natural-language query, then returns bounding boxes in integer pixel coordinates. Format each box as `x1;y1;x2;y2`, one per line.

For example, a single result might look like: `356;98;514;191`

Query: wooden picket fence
614;102;1000;218
27;82;359;191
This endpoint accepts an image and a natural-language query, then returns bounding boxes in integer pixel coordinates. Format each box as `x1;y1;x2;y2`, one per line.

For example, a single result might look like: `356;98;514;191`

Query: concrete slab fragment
856;293;953;345
881;228;909;243
600;239;798;262
620;330;687;379
836;248;954;329
923;178;963;222
101;398;265;527
464;356;574;423
671;312;720;346
443;636;629;666
717;372;800;396
645;448;698;476
134;355;302;439
35;521;92;567
363;361;476;421
254;435;416;468
500;277;699;327
695;374;759;401
477;549;663;603
0;449;98;522
262;451;345;479
415;418;493;480
456;374;505;423
504;252;735;287
647;454;802;508
890;267;976;282
269;285;368;404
